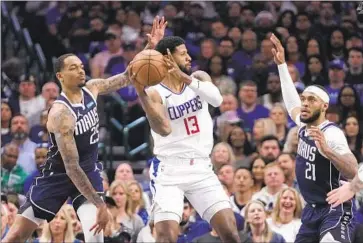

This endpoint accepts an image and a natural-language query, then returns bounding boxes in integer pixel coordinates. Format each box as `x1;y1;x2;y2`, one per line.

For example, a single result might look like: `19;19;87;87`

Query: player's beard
178;63;191;75
300;109;321;123
78;83;86;88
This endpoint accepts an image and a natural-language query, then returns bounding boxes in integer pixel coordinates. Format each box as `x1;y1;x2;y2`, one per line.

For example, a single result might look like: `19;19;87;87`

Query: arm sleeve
277;63;302;118
324;127;352;156
188;77;223;107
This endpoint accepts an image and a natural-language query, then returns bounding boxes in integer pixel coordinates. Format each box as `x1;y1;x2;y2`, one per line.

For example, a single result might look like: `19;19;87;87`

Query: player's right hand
326;180;355;207
270;33;285;65
89;204;110;235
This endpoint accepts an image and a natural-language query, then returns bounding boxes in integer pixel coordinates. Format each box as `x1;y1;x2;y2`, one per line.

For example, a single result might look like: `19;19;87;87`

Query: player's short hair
155;36;185;55
260;135;280;147
54;53;77;73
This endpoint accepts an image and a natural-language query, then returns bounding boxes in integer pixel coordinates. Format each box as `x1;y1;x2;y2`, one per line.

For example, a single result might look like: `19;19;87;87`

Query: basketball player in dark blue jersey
271;33;358;243
3;16;167;243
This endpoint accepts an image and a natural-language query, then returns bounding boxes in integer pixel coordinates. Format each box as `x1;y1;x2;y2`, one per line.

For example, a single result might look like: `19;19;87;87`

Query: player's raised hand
164;48;181;75
327;181;355;207
270;33;285;65
308;126;330;154
147;16;168;49
89;204;110;236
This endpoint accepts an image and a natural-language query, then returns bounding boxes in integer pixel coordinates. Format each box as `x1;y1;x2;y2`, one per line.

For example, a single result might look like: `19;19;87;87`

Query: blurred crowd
1;1;363;243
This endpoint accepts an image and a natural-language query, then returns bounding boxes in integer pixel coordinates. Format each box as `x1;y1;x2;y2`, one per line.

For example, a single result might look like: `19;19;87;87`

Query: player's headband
303;86;330;104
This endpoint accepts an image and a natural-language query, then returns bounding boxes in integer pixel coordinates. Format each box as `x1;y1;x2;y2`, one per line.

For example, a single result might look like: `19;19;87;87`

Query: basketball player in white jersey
130;36;240;243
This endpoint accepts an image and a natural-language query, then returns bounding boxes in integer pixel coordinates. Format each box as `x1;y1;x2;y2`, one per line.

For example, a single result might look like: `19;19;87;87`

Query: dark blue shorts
295;202;356;243
19;162;104;222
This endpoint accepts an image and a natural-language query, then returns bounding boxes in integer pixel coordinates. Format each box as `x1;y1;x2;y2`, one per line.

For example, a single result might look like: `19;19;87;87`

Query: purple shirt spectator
237;105;270;133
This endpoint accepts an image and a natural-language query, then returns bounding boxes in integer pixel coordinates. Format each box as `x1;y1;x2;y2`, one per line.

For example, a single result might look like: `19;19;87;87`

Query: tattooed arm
138;88;171;137
47;103;105;208
86;70;131;97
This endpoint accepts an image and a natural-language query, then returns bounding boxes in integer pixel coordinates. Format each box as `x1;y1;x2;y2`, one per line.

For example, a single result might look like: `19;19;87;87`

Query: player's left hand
308;126;330;154
147;16;167;49
327;180;355;207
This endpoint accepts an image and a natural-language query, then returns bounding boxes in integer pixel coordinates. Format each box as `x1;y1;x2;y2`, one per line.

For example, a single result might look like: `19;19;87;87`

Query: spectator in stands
7;114;37;174
328;28;346;61
343;116;363;157
1;143;27;194
104;42;137;77
314;2;337;40
237;81;270;134
219;94;238;114
295;12;311;42
267;188;302;243
34;205;82;243
283;127;299;154
260;39;275;67
227;126;254;167
243;200;285;243
5;192;20;228
252;162;287;212
41;81;59;109
128;180;149;225
90;28;123;78
63;204;82;236
345;47;363;103
240;6;255;30
215;110;243;141
325;59;346;105
269;104;289;144
109;180;144;242
228;27;242;49
285;35;305;76
211;142;236;170
230;167;254;216
326;105;341;124
1;204;9;240
277;153;298;190
277;10;295;35
305;37;325;58
346;33;363;49
217;164;235;195
211;20;228;41
239;30;259;68
302;54;328;86
287;64;305;93
100;171;110;193
206;55;236;95
261;72;283;110
29;110;49;144
337;85;363;126
122;9;142;43
8;74;46;128
1;102;13;146
23;144;48;193
252;119;277;151
115;162;134;181
218;37;240;80
193;38;217;71
258;135;281;164
250;157;266;193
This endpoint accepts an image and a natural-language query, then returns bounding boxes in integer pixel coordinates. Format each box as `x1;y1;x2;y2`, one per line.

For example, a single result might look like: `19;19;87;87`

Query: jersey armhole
82;87;97;104
53;100;77;120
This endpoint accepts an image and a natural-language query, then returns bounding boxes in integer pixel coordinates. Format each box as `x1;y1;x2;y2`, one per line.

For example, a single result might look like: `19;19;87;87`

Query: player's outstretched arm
164;50;222;107
327;166;363;207
86;70;130;97
270;34;302;125
47;104;105;208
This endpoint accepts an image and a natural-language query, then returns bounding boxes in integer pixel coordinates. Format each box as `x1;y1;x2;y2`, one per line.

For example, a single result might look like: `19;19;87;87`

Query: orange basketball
130;49;168;86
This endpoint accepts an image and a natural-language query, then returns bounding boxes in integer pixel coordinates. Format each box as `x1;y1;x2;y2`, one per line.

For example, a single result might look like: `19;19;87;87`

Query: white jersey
149;83;214;158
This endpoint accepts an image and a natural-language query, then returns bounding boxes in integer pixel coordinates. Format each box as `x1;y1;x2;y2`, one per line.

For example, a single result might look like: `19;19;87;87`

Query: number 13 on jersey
184;115;200;135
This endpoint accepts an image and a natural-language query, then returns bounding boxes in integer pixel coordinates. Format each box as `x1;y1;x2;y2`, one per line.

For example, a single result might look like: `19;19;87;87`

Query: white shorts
149;156;231;224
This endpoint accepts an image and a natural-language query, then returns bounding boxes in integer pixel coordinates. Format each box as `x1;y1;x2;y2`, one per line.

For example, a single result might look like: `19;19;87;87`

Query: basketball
130;49;168;86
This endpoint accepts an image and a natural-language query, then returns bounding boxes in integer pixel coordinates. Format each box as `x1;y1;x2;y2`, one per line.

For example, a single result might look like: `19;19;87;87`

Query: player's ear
56;72;63;83
322;103;329;112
